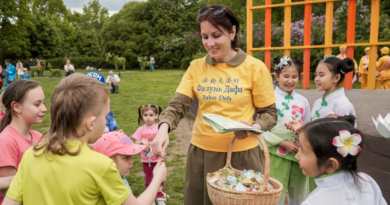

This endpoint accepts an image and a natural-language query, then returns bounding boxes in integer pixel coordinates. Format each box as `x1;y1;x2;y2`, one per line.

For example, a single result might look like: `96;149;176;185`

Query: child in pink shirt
133;104;165;205
0;80;46;203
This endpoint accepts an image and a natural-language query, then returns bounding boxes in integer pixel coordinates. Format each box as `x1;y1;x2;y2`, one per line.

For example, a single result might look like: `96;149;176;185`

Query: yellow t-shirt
6;140;130;205
177;54;276;152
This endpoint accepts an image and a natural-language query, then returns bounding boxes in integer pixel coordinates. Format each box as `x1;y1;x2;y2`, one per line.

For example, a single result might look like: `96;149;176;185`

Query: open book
201;114;263;134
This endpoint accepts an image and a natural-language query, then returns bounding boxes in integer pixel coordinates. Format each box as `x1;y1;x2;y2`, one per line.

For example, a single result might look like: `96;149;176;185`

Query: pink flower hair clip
332;130;362;157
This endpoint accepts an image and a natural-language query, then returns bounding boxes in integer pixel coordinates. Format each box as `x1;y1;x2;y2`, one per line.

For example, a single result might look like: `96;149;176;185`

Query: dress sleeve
359;57;364;73
99;161;130;205
303;99;311;124
159;93;192;132
132;127;143;141
0;136;19;168
8;65;15;75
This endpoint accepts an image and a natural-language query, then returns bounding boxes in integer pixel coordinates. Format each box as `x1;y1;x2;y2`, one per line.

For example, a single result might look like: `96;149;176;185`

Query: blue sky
64;0;146;16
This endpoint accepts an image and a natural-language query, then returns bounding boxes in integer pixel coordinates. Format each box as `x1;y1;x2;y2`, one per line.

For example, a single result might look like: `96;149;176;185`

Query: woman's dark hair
301;117;364;187
321;57;355;86
273;56;304;76
0;80;40;133
137;104;163;125
197;5;240;50
5;59;10;63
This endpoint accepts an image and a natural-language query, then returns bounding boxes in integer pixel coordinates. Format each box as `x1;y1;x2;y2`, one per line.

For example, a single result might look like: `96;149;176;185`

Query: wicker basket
206;134;283;205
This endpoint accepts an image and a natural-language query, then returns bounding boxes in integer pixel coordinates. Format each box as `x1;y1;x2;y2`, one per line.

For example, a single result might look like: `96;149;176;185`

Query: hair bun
338;58;355;74
337;115;356;126
296;59;304;67
273;56;281;65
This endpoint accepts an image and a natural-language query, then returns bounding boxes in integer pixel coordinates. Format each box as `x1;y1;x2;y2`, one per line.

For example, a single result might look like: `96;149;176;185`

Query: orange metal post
303;0;312;89
284;0;291;57
324;1;334;56
264;0;272;71
368;0;380;90
247;0;253;56
345;0;356;90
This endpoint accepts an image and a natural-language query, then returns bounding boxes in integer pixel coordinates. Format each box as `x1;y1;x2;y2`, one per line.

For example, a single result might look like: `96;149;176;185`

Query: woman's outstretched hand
285;120;303;132
234;121;262;140
150;123;169;158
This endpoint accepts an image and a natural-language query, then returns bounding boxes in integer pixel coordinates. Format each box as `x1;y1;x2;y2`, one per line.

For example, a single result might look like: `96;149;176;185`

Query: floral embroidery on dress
291;105;304;121
277;147;288;156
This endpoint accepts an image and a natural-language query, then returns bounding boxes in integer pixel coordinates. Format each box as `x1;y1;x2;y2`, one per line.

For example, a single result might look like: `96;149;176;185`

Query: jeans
151;63;155;72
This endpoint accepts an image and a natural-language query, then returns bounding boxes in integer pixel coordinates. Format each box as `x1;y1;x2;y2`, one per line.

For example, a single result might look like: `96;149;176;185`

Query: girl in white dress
295;117;386;205
261;56;310;205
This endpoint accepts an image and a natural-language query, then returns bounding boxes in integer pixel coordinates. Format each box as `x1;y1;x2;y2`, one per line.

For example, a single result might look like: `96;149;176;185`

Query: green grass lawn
29;68;361;204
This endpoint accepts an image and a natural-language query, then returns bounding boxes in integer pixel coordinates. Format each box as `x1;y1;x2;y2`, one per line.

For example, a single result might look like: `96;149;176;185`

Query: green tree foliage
100;0;203;69
28;14;63;58
31;0;68;17
0;0;32;59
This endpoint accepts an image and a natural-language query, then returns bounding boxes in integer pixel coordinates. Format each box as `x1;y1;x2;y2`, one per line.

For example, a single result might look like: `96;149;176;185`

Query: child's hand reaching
285;120;303;132
153;160;167;183
279;141;299;154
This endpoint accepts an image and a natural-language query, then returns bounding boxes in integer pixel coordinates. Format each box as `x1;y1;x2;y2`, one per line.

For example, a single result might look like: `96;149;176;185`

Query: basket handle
225;133;271;192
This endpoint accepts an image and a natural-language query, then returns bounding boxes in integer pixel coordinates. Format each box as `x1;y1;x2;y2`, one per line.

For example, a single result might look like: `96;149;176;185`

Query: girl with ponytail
0;80;46;203
133;104;166;205
286;55;357;190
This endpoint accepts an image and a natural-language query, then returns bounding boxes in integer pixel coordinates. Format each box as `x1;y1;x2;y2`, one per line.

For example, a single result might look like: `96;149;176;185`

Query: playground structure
106;53;126;71
246;0;390;90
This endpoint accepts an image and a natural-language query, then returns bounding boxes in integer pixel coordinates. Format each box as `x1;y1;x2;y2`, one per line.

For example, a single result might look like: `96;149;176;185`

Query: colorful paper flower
332;130;362;157
276;147;288;156
372;114;390;139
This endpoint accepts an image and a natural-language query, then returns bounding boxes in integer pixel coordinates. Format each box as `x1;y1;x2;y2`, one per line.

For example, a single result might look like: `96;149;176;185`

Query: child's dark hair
301;117;364;187
325;114;356;126
321;57;355;86
273;56;304;76
138;104;162;125
0;80;40;133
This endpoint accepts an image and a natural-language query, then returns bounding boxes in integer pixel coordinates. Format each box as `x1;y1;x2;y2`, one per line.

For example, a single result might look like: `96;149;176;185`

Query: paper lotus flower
372;114;390;139
333;130;362;157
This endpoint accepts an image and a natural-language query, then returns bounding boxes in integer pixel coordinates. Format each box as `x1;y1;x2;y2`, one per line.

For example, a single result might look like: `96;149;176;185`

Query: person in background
36;59;41;77
336;46;358;84
3;60;16;91
64;59;75;77
150;55;155;72
15;60;23;79
86;65;90;70
106;71;120;94
358;47;370;89
376;47;390;89
28;59;34;68
21;69;30;80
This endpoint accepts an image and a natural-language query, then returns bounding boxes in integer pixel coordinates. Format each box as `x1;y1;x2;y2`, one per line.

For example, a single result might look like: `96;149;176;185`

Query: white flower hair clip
319;55;335;64
333;130;362;157
274;55;291;72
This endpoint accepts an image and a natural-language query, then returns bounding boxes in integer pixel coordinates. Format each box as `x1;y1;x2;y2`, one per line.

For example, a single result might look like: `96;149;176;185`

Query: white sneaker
152;201;156;205
156;198;166;205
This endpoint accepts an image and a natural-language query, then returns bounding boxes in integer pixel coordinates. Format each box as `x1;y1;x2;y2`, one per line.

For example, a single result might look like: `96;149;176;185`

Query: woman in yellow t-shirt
150;5;277;205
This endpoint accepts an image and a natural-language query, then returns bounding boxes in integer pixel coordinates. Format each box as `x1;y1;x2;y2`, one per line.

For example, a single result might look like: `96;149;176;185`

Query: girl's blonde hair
34;73;109;156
